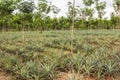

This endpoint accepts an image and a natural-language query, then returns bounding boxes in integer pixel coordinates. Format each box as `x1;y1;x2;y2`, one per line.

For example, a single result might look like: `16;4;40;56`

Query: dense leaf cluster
0;0;120;31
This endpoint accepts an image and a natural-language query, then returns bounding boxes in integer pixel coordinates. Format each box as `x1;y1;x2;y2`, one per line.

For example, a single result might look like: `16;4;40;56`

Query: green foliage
0;0;17;15
0;30;120;79
18;0;35;13
113;0;120;14
95;0;106;19
83;0;94;6
0;0;120;30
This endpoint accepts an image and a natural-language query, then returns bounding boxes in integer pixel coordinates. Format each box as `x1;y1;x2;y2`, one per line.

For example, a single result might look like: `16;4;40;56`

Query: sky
35;0;114;19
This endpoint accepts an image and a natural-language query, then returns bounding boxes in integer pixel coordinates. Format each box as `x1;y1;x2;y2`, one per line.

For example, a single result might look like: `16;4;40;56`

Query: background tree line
0;0;120;31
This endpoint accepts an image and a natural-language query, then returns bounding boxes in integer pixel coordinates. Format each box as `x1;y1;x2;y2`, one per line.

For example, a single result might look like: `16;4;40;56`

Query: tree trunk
71;0;75;54
2;16;5;33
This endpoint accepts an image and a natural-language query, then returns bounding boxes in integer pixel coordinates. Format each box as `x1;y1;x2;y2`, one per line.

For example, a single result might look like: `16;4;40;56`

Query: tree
83;0;94;6
32;12;43;30
52;5;61;16
38;0;60;30
113;0;120;16
18;0;35;30
82;0;94;29
67;1;78;21
18;0;34;13
82;0;94;19
58;16;70;30
71;0;75;54
10;13;22;30
95;0;106;19
18;0;35;42
113;0;120;27
38;0;52;17
0;0;20;32
81;8;94;20
110;12;119;28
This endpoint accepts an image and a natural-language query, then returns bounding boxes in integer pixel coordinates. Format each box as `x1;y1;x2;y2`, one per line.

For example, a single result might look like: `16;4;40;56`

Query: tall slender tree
71;0;75;54
113;0;120;16
67;1;78;22
95;0;106;19
82;0;94;19
18;0;35;41
113;0;120;27
18;0;35;30
38;0;60;30
82;0;94;29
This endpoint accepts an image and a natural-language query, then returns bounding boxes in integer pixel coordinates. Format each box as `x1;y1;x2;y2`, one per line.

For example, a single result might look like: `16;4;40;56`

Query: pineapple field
0;30;120;80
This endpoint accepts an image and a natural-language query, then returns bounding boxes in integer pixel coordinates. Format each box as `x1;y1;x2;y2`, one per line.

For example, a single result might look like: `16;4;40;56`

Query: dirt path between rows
56;72;120;80
0;71;11;80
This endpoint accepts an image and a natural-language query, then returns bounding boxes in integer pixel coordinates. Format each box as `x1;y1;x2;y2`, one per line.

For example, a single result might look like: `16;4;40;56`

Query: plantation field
0;30;120;80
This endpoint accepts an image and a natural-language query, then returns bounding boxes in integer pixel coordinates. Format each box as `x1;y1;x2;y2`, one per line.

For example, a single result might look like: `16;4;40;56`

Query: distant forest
0;0;120;31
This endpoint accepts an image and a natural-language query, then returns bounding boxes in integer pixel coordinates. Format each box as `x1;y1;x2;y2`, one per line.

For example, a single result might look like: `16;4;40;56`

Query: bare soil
55;72;120;80
0;71;11;80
